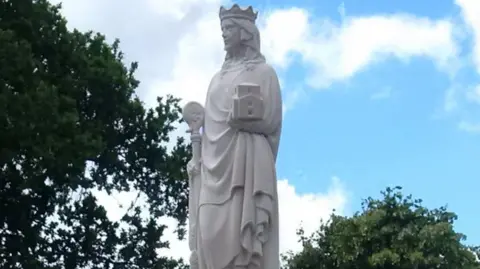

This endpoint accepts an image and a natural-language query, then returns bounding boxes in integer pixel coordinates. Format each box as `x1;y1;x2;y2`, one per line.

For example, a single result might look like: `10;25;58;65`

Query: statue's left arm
228;67;282;135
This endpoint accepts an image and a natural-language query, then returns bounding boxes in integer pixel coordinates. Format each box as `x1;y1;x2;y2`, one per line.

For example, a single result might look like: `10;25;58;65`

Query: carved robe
197;61;282;269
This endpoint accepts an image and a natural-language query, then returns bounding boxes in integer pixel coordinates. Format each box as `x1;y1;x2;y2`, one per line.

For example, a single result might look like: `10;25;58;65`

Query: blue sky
259;0;480;244
53;0;480;257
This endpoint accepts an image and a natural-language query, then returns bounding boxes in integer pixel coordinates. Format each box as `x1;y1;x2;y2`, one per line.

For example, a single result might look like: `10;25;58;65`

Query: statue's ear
240;28;253;42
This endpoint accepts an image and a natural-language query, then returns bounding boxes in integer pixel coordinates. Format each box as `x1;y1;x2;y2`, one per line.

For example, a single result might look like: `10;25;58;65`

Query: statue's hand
227;110;242;129
187;159;201;178
187;159;195;178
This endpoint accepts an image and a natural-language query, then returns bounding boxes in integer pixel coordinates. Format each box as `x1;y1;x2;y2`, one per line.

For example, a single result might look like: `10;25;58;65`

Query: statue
182;4;282;269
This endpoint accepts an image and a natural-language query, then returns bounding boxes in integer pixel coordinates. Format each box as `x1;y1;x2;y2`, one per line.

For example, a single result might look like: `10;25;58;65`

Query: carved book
232;83;264;121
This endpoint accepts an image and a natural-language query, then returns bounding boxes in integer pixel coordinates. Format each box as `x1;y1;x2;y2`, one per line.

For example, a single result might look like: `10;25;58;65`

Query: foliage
283;186;480;269
0;0;191;268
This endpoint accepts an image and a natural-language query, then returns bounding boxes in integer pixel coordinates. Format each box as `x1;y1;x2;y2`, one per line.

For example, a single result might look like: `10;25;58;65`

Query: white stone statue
182;4;282;269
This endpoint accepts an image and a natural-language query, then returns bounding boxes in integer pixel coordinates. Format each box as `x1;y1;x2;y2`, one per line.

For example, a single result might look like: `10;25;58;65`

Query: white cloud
49;0;462;260
458;120;480;134
92;177;348;261
260;9;458;88
456;0;480;73
277;177;348;254
439;83;480;132
466;84;480;104
91;188;192;260
449;0;480;134
370;87;392;100
49;1;349;261
49;0;225;110
338;2;346;22
148;7;224;107
52;0;458;116
282;87;307;115
259;8;310;69
444;85;460;113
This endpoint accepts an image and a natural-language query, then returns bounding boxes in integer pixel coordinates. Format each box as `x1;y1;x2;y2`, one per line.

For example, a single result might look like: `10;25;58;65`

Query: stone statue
182;4;282;269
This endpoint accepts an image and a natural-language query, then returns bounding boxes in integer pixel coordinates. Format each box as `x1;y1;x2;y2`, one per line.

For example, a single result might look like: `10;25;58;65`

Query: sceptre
182;101;204;269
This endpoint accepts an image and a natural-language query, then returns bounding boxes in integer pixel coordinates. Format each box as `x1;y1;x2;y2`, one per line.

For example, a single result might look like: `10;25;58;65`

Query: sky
49;0;480;261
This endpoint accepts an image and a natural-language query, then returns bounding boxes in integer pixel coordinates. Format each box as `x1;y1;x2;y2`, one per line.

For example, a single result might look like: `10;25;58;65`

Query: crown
219;4;258;22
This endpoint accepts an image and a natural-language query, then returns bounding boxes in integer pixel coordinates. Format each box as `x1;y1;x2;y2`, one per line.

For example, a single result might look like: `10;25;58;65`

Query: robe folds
197;62;282;269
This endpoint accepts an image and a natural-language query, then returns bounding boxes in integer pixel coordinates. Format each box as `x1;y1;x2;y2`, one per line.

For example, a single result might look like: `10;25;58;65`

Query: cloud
52;0;458;117
92;177;348;261
338;2;346;22
456;0;480;74
444;85;460;113
148;7;224;107
439;83;480;133
90;187;191;259
49;0;224;110
277;177;348;254
50;0;464;260
458;120;480;134
49;1;349;261
466;85;480;104
443;0;480;133
370;87;392;100
259;9;459;89
282;87;307;115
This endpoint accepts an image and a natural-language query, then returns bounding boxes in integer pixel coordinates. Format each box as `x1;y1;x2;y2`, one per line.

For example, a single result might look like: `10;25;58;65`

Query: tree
283;186;480;269
0;0;191;268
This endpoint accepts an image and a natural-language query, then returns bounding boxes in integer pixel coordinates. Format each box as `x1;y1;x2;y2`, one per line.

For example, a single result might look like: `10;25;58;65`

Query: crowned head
218;5;261;52
219;4;258;23
218;4;265;69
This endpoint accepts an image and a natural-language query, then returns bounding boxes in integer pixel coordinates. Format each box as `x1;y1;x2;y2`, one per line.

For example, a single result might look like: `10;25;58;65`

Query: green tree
0;0;190;268
283;186;480;269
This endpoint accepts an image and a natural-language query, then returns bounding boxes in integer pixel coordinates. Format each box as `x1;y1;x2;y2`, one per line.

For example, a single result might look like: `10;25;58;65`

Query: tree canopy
0;0;190;268
282;186;480;269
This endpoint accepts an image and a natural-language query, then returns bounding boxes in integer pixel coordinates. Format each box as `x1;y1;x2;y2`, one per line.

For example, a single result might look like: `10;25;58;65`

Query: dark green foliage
283;186;480;269
0;0;191;268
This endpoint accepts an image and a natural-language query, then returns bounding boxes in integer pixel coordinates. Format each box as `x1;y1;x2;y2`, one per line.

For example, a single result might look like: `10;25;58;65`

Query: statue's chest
209;70;250;105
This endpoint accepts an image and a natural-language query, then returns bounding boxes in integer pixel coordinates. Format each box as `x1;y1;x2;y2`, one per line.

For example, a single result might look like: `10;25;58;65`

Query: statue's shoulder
212;70;222;79
254;62;278;78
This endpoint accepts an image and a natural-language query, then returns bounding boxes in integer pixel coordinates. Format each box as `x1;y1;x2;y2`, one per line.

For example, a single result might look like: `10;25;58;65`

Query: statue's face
221;19;241;52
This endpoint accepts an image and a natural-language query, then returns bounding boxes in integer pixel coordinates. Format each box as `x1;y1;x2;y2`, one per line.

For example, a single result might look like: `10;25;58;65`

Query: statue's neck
222;45;263;73
226;46;247;63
